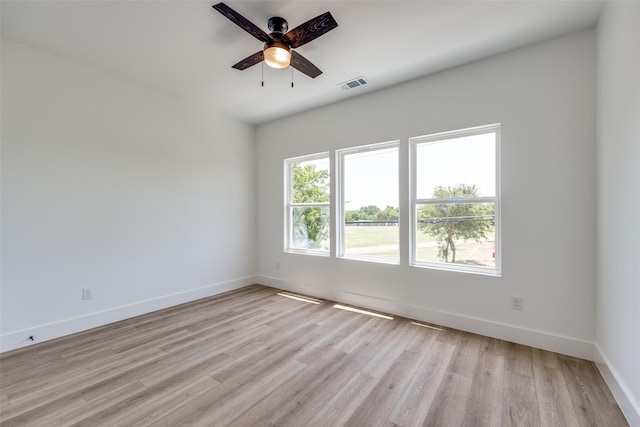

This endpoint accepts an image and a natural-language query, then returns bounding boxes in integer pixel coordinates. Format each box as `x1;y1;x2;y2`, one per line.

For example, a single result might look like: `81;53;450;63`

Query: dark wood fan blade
284;11;337;48
291;51;322;78
232;51;264;70
212;3;272;43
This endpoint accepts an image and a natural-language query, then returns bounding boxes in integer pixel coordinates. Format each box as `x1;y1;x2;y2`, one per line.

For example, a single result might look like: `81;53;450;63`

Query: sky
344;132;496;209
344;147;398;210
296;131;496;210
415;132;496;200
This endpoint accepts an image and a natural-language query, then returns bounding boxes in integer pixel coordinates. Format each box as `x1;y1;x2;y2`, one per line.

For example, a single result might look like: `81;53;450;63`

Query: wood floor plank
346;349;425;427
532;347;562;370
209;323;319;384
422;371;474;426
111;376;220;427
334;316;387;354
0;354;69;392
447;332;484;378
295;310;370;365
225;347;346;426
1;391;89;426
405;323;444;355
387;338;456;426
501;372;539;427
2;345;163;417
560;356;630;427
360;320;420;379
462;338;505;426
57;380;148;426
533;362;580;425
151;358;306;427
0;285;629;427
264;349;355;426
306;371;379;427
506;341;534;378
498;338;536;427
156;308;273;355
502;402;539;427
72;374;220;427
420;330;482;426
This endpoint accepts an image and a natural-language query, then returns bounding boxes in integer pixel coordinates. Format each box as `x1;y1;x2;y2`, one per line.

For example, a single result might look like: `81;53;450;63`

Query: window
284;124;501;273
410;124;500;275
337;142;399;263
285;153;330;255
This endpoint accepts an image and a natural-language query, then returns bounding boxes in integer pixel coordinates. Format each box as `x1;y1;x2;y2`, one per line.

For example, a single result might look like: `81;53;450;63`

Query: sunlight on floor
332;304;393;319
277;292;322;304
411;321;447;331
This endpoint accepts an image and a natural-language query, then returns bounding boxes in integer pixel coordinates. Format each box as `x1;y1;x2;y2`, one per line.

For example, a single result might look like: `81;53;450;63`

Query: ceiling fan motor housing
268;16;288;34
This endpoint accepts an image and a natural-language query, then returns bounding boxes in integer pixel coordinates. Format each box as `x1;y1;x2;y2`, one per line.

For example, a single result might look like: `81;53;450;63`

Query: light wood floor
0;285;628;426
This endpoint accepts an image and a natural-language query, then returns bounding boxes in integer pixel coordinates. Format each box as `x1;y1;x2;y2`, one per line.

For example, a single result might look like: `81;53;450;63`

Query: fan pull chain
261;62;264;87
291;67;294;88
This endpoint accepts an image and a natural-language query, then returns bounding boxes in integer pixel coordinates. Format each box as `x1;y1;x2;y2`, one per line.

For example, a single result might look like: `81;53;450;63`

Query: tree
418;184;493;263
344;210;359;222
359;205;381;218
292;163;329;247
377;206;399;221
345;205;399;222
292;163;329;205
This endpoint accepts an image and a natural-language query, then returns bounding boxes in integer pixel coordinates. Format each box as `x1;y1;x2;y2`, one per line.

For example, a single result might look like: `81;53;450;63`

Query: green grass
344;225;399;258
415;241;482;262
343;225;495;265
344;226;399;248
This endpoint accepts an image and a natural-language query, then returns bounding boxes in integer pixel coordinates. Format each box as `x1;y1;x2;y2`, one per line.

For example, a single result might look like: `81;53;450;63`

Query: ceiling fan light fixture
264;42;291;69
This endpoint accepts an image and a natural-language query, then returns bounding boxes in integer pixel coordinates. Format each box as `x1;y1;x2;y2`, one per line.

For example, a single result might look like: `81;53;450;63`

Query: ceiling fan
212;2;338;79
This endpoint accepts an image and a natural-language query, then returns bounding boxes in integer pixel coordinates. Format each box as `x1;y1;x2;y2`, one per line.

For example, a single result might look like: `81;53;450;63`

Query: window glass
286;155;330;254
416;202;495;267
292;158;330;203
411;125;500;275
291;206;330;251
339;143;399;263
416;133;496;199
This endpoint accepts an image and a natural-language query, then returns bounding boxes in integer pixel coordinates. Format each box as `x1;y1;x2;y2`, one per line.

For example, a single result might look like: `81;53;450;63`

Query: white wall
256;29;597;359
596;2;640;425
1;40;256;352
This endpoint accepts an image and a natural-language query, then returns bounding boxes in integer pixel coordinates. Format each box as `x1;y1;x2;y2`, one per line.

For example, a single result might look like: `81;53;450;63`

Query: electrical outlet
82;287;93;301
511;296;523;311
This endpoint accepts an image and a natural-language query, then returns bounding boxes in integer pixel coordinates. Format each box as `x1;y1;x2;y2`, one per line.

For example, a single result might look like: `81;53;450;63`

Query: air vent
338;76;369;91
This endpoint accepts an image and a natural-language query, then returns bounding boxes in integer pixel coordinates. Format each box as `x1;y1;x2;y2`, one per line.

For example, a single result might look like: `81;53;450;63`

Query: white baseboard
594;344;640;427
255;275;595;360
0;276;256;354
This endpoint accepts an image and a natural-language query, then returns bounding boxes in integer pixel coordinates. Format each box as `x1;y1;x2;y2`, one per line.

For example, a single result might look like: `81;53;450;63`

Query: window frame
284;152;331;256
336;140;400;264
409;124;501;276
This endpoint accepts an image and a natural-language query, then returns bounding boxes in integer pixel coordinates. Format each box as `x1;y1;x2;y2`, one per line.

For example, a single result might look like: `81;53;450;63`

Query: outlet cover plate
511;296;523;311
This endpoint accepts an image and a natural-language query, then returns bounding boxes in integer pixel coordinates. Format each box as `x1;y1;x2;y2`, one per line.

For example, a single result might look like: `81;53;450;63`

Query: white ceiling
1;1;604;125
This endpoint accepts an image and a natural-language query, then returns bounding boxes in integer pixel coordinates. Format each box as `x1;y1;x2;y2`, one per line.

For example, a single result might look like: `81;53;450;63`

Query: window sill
338;254;400;265
285;249;330;257
410;260;501;277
